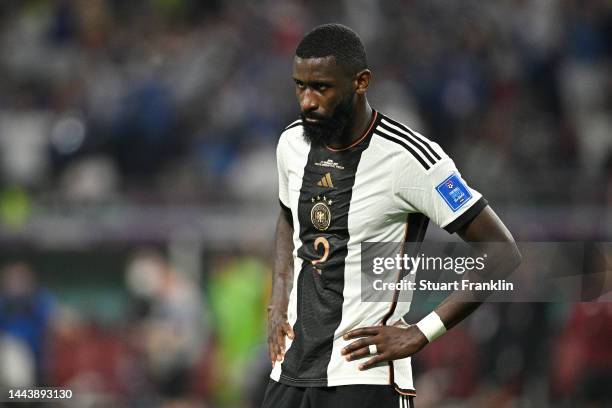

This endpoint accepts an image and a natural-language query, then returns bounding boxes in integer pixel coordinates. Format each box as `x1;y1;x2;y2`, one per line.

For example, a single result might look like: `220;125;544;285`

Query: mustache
301;112;342;127
302;112;328;120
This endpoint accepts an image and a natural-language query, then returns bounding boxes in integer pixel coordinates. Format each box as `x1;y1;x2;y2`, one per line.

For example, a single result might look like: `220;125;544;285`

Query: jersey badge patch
310;195;332;231
435;174;472;212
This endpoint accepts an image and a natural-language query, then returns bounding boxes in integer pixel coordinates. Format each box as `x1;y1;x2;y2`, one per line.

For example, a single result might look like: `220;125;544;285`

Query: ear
355;69;371;95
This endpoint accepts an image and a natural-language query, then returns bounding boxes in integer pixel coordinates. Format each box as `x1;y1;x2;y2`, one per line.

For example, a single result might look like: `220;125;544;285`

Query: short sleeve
276;134;290;208
394;144;487;234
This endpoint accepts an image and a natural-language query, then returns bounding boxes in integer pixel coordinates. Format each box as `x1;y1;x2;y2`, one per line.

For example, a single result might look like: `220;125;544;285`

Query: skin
341;206;521;370
268;56;522;369
267;211;295;365
293;56;373;149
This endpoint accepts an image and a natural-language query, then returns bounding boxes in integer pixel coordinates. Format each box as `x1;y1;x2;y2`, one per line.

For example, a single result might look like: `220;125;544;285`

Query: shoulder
283;118;303;133
280;119;303;139
278;118;306;150
371;112;449;172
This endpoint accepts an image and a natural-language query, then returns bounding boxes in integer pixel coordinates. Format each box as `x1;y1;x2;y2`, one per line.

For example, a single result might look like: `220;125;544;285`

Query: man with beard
263;24;520;408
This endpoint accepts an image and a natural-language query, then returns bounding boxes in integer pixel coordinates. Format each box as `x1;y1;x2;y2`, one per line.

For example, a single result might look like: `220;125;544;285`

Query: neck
326;99;373;150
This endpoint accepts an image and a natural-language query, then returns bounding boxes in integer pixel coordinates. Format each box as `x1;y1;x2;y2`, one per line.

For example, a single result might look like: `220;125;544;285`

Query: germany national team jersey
270;110;487;395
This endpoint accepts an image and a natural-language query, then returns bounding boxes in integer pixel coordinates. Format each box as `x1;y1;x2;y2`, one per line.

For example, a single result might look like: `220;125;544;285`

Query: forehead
292;56;347;81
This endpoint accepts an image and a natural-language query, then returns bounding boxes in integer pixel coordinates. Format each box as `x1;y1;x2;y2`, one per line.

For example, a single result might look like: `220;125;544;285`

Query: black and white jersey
271;110;487;394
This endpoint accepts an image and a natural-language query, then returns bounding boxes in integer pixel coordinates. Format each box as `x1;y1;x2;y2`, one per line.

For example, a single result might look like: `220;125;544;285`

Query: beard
301;93;355;148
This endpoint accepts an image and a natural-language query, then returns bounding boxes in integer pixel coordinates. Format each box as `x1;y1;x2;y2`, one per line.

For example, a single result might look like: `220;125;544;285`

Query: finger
283;322;295;339
271;329;283;358
345;346;376;361
268;339;278;365
343;326;379;340
268;341;274;363
275;337;282;359
274;340;283;361
276;339;285;361
277;326;287;349
341;337;375;356
359;353;387;370
277;322;295;355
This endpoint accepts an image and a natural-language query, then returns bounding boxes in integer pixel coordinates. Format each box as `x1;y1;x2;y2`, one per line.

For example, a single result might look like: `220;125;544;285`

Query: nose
300;89;318;113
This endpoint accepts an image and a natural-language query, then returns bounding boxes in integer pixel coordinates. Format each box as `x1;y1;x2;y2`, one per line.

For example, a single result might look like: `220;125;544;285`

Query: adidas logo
316;172;334;188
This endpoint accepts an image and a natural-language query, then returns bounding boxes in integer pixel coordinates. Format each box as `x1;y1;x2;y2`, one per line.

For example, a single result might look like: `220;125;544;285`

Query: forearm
419;206;522;339
269;210;295;308
434;240;521;330
267;209;296;364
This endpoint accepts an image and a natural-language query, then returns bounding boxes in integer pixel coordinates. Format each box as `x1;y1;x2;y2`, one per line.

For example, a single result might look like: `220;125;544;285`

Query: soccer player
263;24;521;408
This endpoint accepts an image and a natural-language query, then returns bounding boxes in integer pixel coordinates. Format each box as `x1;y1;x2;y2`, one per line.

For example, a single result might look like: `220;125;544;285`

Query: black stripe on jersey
398;214;431;329
284;120;302;131
382;214;428;397
381;115;442;161
378;121;437;166
375;132;431;170
381;214;429;326
444;197;488;234
406;213;430;243
279;113;378;387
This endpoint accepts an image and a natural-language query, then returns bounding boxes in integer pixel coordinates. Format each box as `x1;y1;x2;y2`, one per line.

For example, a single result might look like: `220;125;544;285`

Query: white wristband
416;311;446;342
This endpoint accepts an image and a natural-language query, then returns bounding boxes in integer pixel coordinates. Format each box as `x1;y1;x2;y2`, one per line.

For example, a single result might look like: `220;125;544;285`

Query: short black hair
295;23;367;75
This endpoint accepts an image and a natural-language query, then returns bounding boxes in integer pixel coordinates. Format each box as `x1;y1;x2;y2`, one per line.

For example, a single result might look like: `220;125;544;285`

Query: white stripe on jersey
327;134;414;387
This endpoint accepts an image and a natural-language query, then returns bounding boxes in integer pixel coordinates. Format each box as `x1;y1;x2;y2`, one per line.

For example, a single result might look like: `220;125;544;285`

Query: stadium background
0;0;611;407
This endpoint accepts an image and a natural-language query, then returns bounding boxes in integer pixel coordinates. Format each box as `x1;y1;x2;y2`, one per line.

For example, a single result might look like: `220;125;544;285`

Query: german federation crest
311;195;332;231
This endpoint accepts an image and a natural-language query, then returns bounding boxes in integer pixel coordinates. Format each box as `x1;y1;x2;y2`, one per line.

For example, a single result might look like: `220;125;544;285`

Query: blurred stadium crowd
0;0;611;407
0;0;611;206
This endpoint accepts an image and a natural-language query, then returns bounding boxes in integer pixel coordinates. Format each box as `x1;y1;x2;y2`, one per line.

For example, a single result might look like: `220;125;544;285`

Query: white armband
416;311;446;342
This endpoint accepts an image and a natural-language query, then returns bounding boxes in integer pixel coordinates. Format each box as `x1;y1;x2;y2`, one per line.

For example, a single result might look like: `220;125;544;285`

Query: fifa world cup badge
310;196;332;231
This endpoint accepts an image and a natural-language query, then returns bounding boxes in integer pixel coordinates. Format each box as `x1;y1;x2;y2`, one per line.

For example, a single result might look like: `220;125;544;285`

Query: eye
312;83;329;92
294;80;305;89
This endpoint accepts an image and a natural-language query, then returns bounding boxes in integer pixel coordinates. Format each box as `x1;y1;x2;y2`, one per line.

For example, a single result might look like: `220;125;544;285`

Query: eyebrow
292;78;334;86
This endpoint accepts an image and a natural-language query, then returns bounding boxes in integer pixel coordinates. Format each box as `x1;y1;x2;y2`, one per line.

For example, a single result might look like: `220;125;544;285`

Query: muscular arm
267;208;295;365
342;205;522;369
434;205;522;330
